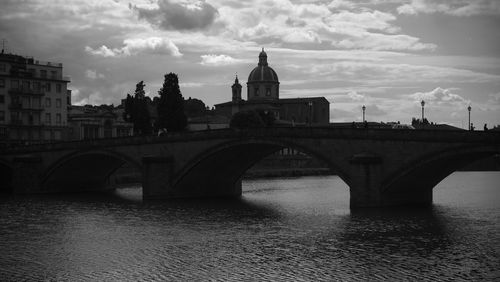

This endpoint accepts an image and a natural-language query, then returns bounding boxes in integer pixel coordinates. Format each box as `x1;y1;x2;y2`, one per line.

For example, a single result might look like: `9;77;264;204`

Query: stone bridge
0;127;499;208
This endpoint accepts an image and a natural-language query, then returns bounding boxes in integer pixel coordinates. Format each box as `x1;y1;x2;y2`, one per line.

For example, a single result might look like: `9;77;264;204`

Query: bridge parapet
1;127;499;155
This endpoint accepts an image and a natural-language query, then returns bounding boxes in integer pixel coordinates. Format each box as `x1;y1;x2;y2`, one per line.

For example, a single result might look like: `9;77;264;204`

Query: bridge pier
11;156;42;194
142;156;174;199
348;153;384;207
142;156;243;199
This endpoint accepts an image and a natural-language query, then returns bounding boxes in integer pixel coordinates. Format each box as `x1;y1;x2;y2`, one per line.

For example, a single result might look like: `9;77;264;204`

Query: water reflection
0;173;498;281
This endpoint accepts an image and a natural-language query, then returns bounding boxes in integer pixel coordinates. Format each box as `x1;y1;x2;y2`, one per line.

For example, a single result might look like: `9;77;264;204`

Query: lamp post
421;100;425;122
308;101;313;126
362;105;366;122
468;105;471;130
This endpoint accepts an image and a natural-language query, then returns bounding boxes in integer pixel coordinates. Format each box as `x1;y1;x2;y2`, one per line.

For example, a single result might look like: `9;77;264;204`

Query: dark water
0;172;499;281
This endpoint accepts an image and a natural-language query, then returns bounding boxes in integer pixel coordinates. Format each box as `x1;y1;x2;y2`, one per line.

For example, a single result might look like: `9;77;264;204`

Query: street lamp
362;105;366;122
308;101;313;126
421;100;425;122
467;105;471;130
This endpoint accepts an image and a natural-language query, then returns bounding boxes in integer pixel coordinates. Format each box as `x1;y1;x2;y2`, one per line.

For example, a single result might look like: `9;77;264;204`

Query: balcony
8;88;45;96
9;103;44;111
9;119;44;127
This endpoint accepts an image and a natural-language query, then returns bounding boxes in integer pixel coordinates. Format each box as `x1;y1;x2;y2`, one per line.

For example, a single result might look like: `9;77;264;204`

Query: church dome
247;48;279;83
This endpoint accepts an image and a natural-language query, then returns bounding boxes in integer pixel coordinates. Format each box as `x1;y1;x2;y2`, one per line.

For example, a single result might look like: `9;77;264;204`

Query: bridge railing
1;127;499;154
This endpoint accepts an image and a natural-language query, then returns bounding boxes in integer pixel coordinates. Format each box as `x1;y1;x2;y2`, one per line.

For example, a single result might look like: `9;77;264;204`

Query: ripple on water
0;173;499;281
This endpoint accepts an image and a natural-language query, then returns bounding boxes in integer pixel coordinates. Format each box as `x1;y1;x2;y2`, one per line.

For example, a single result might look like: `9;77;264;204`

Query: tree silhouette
184;97;207;117
230;110;272;128
123;81;152;135
157;73;187;132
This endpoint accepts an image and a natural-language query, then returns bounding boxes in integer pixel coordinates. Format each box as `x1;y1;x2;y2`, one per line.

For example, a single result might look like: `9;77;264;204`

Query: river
0;172;499;281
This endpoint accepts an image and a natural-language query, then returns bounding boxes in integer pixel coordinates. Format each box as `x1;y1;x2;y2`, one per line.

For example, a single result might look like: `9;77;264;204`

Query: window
254;88;259;96
46;82;51;92
0;95;4;104
0;64;5;72
45;98;51;107
0;111;4;122
11;80;19;89
56;83;61;93
45;113;51;124
56;98;61;108
40;70;47;78
51;71;57;79
32;97;41;108
33;82;40;92
0;79;4;88
266;88;271;96
54;130;61;140
22;81;30;90
56;113;61;124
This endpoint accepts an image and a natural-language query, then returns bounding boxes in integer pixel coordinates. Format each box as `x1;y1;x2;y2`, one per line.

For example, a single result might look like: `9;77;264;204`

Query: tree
184;97;207;117
230;110;265;128
257;110;275;127
123;81;152;135
157;73;187;132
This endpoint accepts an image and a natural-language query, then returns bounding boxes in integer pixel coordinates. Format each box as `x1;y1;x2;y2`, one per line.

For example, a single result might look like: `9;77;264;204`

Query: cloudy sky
1;0;499;127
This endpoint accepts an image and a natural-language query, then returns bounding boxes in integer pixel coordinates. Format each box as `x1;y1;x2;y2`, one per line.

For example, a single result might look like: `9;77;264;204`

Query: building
215;49;330;125
0;51;71;144
68;105;133;140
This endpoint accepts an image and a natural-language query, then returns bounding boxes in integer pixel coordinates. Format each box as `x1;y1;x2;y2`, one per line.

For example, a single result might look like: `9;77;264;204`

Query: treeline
123;73;209;135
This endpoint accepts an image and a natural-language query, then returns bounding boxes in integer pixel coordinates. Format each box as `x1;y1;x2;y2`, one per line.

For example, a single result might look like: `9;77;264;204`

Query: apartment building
0;51;70;144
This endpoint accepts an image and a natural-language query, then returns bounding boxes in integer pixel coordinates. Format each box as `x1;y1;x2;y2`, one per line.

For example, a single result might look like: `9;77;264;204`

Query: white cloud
346;90;366;101
200;54;245;66
333;33;436;51
180;82;204;88
397;0;500;16
85;69;105;80
85;45;116;57
85;37;182;57
408;87;470;105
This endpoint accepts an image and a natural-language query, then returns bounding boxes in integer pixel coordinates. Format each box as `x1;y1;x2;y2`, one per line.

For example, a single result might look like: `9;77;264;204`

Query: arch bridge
1;127;498;208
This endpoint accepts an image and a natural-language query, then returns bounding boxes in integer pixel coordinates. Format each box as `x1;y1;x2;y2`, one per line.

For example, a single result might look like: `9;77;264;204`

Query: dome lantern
258;48;268;66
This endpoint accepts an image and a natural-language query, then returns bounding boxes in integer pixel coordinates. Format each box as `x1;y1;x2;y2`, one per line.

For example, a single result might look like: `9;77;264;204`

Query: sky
1;0;499;128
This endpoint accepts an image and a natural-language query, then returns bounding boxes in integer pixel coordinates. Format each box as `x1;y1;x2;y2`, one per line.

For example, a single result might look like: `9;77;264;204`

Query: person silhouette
484;124;488;131
470;123;474;131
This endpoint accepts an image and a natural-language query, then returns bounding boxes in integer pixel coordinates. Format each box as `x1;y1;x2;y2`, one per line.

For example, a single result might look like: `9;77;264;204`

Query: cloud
397;0;500;16
488;93;500;104
408;87;470;105
216;2;434;51
333;33;436;51
133;0;219;31
85;37;182;57
85;69;105;80
180;82;204;88
346;90;366;101
200;54;245;66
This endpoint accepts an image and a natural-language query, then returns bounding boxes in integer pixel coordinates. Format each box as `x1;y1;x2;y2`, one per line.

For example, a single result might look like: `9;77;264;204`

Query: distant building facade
0;52;71;144
68;105;133;140
215;49;330;125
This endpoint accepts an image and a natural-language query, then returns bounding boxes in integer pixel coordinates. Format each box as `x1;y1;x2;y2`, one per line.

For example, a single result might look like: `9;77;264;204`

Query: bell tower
231;75;242;102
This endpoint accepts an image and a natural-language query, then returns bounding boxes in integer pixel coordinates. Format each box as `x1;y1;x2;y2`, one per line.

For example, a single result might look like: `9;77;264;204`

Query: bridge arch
42;149;142;192
382;145;500;205
171;138;352;197
0;159;13;193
